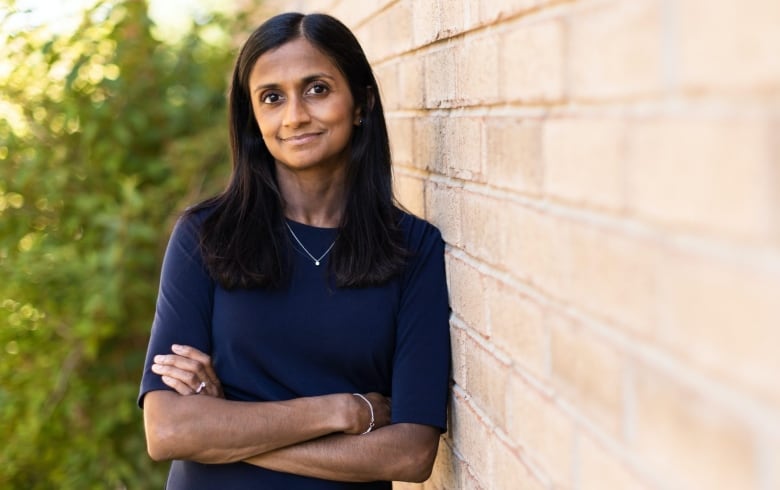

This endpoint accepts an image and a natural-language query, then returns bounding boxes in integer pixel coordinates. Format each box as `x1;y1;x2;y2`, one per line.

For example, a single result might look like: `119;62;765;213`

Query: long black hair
189;12;406;290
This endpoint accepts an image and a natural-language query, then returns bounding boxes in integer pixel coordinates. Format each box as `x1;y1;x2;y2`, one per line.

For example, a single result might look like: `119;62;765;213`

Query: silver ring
195;381;206;394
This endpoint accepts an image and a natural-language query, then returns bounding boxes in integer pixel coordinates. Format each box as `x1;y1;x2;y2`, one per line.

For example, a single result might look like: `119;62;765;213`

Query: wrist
352;393;375;435
333;393;360;433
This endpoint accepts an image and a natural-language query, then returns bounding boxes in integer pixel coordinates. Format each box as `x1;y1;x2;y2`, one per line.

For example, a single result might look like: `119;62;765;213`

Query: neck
276;163;347;228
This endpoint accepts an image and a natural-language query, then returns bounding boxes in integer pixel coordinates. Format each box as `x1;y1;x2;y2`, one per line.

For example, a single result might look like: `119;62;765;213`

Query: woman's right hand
152;344;224;398
345;392;391;435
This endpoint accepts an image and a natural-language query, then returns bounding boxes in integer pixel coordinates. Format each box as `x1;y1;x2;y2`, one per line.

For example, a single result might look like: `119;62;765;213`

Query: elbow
405;455;435;483
398;437;438;483
143;392;188;462
145;418;178;462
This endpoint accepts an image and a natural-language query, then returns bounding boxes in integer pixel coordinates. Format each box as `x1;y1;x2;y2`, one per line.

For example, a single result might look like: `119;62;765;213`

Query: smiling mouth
281;132;322;143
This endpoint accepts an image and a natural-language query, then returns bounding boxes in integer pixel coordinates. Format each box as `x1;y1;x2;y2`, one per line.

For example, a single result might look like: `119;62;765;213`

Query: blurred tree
0;0;244;487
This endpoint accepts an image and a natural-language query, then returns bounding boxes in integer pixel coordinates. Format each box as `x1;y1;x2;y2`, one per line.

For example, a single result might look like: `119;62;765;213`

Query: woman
138;12;451;489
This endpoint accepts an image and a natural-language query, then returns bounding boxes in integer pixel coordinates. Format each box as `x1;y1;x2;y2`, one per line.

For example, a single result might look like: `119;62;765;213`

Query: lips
281;132;322;143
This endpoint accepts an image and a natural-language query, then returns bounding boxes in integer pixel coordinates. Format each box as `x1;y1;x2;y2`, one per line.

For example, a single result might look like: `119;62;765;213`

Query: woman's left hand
152;344;224;398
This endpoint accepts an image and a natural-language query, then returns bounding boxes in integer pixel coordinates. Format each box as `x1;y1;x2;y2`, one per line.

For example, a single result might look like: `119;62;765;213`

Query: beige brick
499;204;572;299
679;0;780;89
425;46;458;108
394;173;425;217
412;0;441;47
387;116;414;165
550;314;623;437
464;0;481;30
634;366;758;490
398;54;426;109
772;120;780;245
424;180;462;245
446;255;488;334
579;435;650;490
450;323;467;388
543;118;625;211
506;375;574;487
439;0;466;38
410;0;465;47
441;117;483;179
461;470;485;490
490;439;547;490
421;439;467;490
501;19;565;102
393;483;419;490
414;117;482;180
464;335;510;428
566;224;660;335
496;203;537;282
568;0;663;99
486;277;547;378
480;0;543;25
485;118;543;196
656;249;780;407
450;392;494;487
768;440;780;490
461;34;500;105
328;0;382;28
626;119;773;240
357;2;413;62
413;117;446;173
374;61;400;111
460;191;501;265
501;205;572;298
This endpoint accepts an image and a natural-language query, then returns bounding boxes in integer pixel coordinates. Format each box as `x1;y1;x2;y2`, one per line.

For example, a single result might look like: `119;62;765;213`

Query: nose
283;95;311;128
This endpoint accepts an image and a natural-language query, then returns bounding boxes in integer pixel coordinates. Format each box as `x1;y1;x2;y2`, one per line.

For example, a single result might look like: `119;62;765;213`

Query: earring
357;118;364;126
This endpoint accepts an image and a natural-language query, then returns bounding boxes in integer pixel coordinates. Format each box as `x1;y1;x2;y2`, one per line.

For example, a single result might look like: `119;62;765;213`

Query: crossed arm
143;345;440;483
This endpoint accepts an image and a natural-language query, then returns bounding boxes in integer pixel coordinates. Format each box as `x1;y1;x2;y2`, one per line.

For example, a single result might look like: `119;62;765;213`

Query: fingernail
154;355;162;363
172;344;183;353
151;364;161;373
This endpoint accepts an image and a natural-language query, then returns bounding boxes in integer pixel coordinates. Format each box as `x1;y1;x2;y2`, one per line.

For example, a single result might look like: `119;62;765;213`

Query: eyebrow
252;73;337;93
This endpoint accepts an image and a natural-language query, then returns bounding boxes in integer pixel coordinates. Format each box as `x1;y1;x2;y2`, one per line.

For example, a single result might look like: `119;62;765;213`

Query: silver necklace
285;222;336;266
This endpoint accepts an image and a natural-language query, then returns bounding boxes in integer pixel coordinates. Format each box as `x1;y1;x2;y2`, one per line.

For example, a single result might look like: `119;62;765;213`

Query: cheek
254;117;272;141
249;104;268;138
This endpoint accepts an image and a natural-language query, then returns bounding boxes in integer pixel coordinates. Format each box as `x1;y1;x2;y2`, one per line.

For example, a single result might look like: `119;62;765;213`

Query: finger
154;354;204;371
170;346;221;387
152;363;203;392
171;344;211;365
154;353;222;397
154;354;210;382
161;375;196;395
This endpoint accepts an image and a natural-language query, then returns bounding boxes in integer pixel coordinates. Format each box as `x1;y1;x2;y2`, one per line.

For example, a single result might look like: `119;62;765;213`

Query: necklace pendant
315;261;320;266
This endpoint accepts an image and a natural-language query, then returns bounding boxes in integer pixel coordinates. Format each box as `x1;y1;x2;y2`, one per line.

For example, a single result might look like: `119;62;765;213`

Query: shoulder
165;203;218;254
174;203;217;236
398;210;444;252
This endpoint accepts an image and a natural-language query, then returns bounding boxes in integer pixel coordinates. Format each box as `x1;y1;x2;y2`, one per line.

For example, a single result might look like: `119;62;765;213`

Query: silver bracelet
352;393;375;435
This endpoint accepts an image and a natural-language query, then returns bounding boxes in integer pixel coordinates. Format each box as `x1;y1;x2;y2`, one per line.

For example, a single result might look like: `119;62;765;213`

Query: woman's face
248;38;361;174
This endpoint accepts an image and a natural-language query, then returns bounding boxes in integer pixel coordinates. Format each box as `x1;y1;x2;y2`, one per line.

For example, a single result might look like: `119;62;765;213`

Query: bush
0;1;241;486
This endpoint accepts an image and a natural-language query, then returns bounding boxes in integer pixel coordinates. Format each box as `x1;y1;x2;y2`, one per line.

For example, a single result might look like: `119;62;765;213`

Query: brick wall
263;1;780;489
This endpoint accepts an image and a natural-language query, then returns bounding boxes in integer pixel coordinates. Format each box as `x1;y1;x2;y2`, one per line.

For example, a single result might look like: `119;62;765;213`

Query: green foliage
0;1;243;487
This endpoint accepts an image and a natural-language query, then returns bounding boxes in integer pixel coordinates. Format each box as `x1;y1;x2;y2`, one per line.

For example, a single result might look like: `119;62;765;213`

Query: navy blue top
138;208;451;489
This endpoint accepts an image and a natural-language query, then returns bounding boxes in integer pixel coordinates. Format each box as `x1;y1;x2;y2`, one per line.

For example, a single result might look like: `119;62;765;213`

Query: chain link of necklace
285;222;337;266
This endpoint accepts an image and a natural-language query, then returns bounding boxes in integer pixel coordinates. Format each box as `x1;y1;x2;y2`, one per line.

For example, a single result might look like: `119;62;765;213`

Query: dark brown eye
307;83;328;95
261;92;282;104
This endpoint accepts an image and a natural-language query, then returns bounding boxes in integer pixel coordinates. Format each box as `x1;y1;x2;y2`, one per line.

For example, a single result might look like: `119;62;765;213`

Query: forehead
249;38;344;85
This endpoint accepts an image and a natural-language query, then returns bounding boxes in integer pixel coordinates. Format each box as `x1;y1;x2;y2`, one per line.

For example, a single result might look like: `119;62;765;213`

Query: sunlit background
0;0;254;487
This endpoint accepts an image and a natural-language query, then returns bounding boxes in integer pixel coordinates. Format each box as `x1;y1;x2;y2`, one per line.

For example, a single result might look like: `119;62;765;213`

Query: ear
353;106;362;126
353;85;376;126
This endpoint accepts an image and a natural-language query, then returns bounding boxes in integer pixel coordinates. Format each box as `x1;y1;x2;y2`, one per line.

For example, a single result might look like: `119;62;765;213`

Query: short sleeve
390;219;451;431
137;213;215;407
